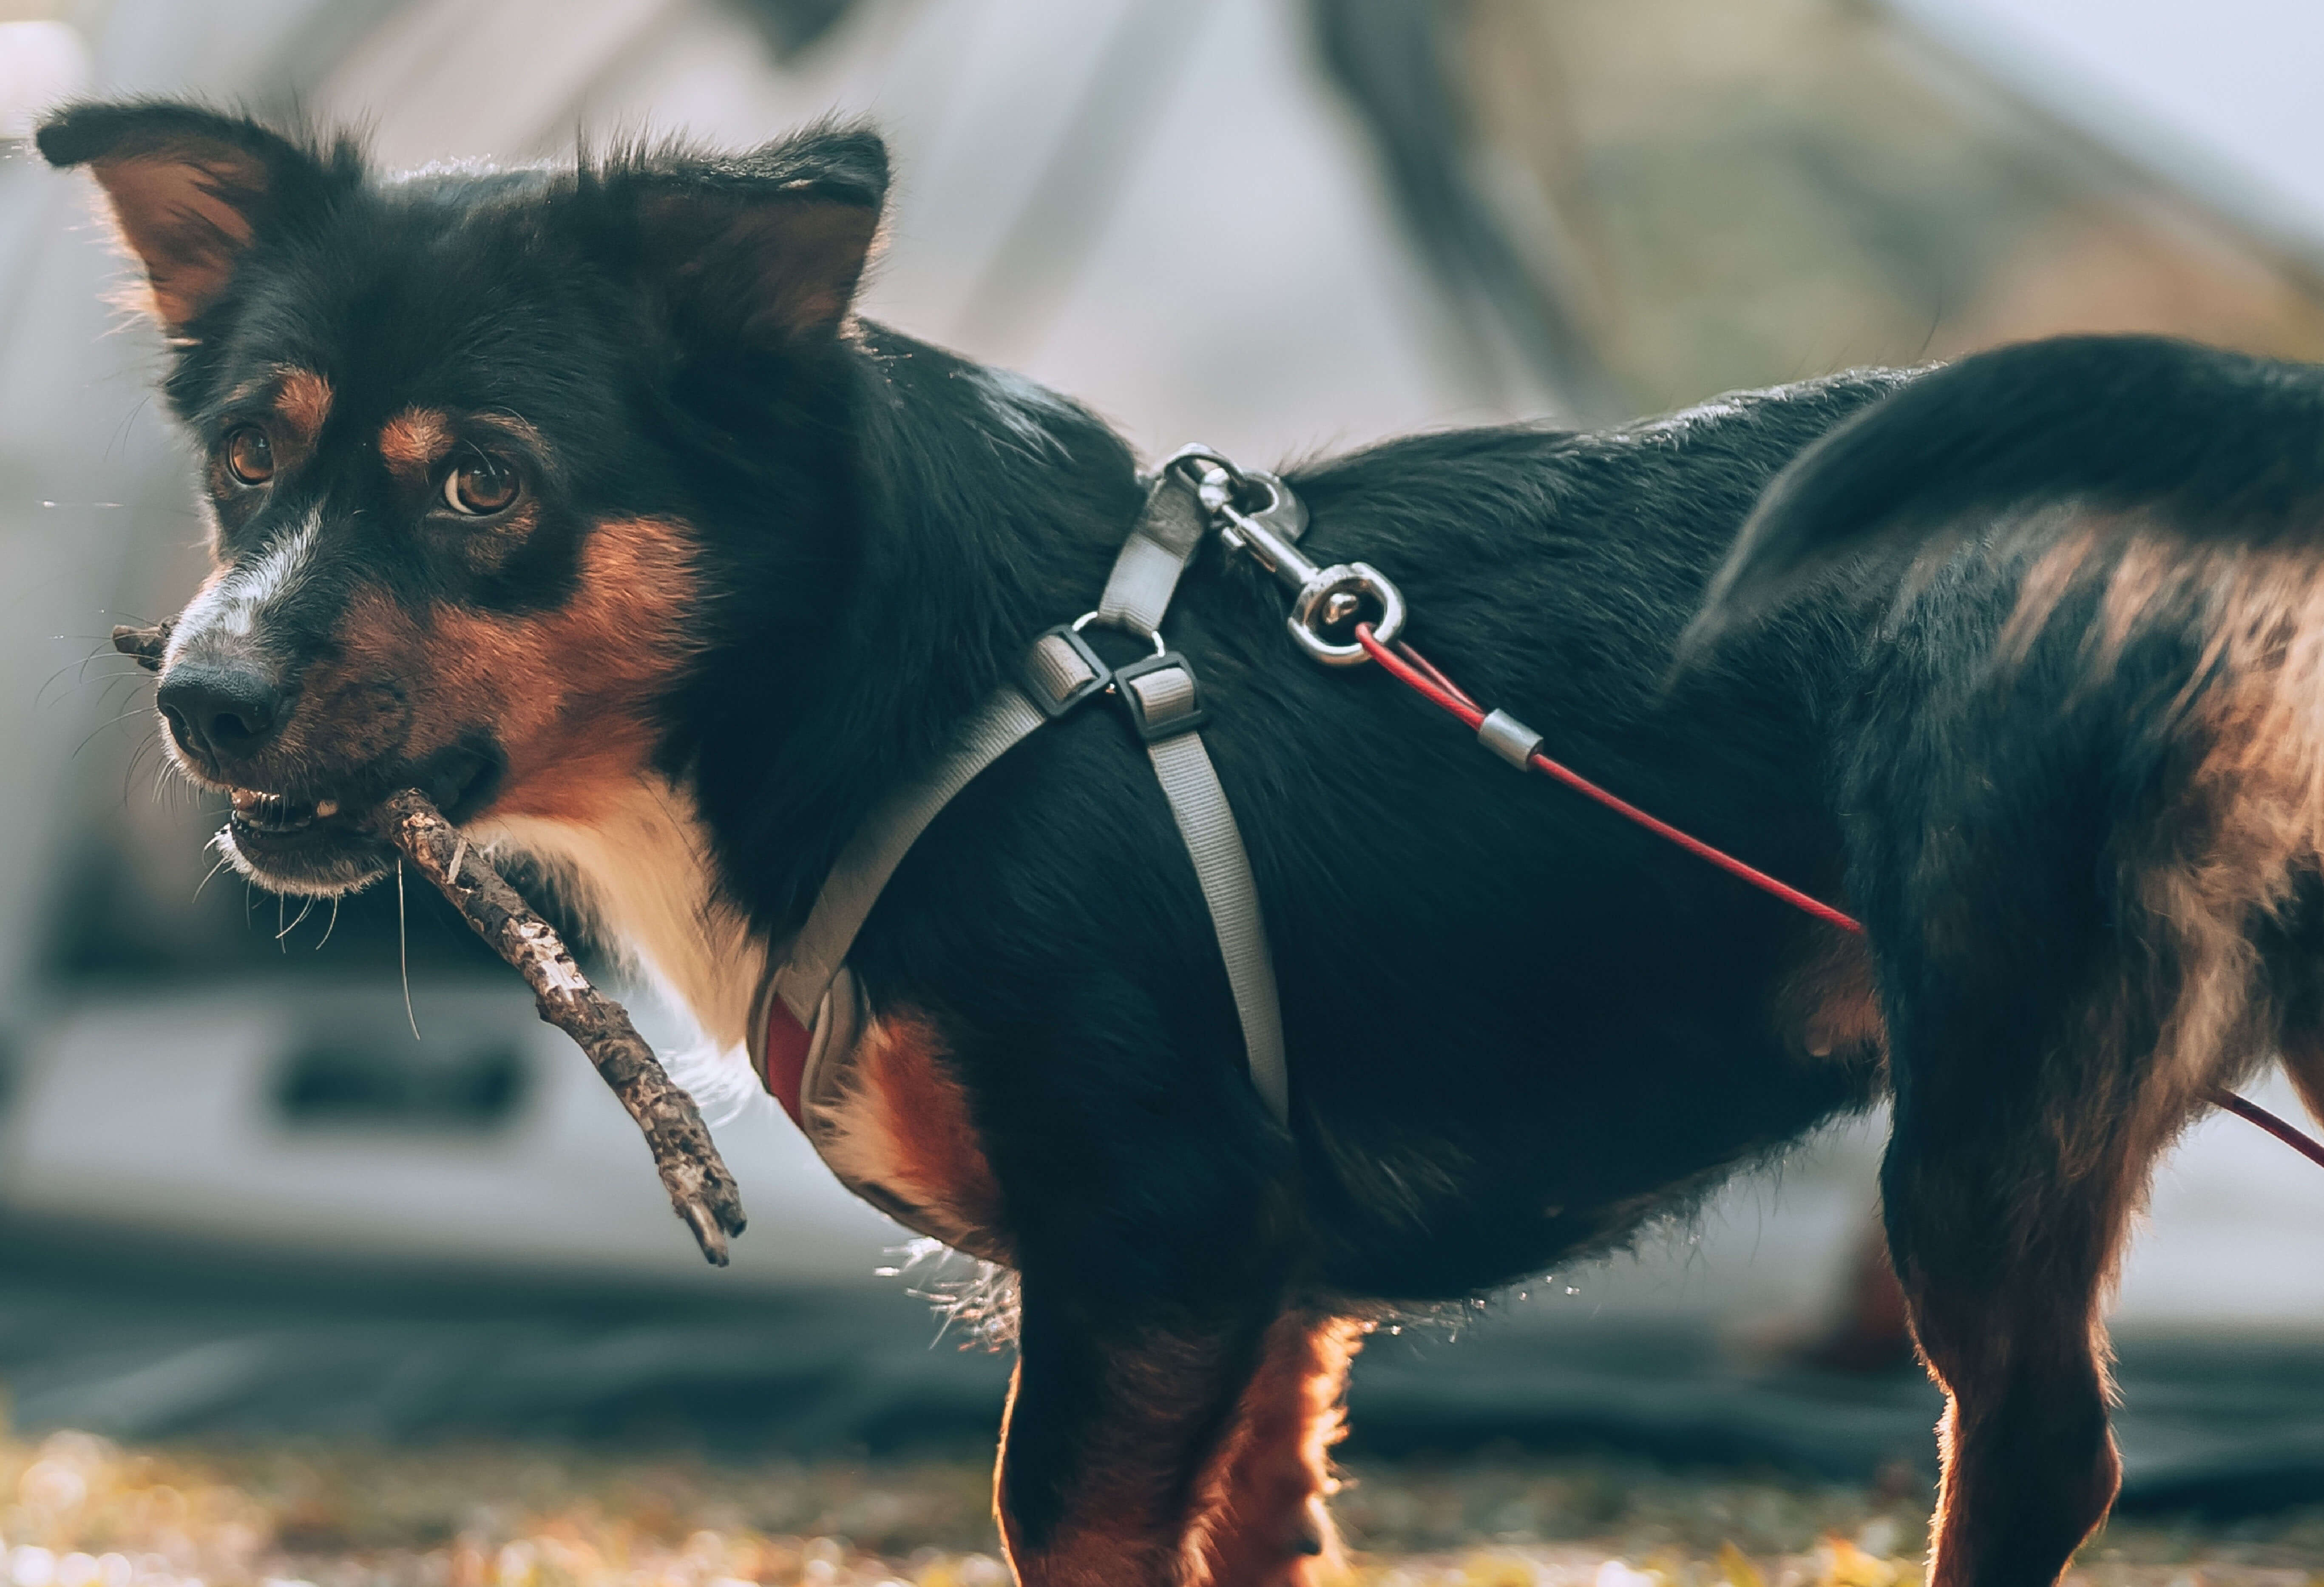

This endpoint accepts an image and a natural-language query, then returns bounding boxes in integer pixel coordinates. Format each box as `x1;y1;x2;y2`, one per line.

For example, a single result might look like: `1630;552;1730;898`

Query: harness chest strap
749;682;1050;1122
747;466;1290;1230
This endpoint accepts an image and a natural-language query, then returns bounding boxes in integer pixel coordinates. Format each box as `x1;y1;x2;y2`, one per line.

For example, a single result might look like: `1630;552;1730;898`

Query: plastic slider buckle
1114;652;1208;743
1022;625;1113;719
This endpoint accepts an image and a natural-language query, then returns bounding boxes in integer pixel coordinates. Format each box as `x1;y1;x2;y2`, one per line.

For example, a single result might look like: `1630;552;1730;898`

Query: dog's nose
157;660;285;764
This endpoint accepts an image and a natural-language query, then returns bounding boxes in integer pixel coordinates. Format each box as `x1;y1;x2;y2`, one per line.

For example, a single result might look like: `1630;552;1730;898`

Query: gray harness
746;449;1406;1234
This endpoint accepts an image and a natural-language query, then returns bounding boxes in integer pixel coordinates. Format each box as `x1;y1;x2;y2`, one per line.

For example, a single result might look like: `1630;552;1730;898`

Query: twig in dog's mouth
375;788;748;1264
114;620;749;1266
112;620;170;671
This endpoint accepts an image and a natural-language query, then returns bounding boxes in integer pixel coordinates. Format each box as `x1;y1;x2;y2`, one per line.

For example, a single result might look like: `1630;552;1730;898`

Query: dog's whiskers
35;654;148;712
191;849;231;904
397;857;421;1040
123;731;168;807
277;894;316;945
71;704;160;761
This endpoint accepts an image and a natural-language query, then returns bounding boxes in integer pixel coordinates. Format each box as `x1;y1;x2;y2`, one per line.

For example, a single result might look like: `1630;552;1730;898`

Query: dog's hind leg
1847;673;2255;1581
1873;908;2223;1585
995;1289;1357;1587
1881;1066;2148;1587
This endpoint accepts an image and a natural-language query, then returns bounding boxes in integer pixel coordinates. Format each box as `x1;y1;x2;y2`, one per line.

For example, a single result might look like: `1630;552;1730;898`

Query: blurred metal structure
729;0;857;58
949;0;1216;353
1310;0;1623;417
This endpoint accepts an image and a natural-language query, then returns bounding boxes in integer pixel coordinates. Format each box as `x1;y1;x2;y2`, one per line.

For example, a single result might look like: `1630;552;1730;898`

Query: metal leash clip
1183;459;1407;667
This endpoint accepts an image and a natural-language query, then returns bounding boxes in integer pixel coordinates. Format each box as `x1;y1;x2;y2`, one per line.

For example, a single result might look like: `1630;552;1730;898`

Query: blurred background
6;0;2324;1570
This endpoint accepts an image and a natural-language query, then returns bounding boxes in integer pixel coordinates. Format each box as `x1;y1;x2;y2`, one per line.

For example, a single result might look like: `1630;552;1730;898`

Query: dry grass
0;1426;2317;1587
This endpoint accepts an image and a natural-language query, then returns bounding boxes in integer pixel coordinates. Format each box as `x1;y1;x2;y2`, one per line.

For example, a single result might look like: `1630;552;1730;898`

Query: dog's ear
604;127;889;349
36;101;351;333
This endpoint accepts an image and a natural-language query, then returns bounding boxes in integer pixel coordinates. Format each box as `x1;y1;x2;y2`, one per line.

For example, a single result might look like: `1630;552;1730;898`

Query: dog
42;100;2310;1587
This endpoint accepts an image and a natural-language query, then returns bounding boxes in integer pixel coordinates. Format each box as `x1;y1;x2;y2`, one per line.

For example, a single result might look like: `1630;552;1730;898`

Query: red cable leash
1352;625;2310;1152
2209;1088;2324;1172
1358;628;1863;934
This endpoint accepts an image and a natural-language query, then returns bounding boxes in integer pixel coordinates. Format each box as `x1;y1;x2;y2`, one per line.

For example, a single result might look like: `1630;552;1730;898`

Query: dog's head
42;102;887;895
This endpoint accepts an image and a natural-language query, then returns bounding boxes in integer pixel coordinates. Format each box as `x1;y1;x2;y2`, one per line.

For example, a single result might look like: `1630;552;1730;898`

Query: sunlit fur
43;97;1913;1587
61;95;2313;1587
1694;334;2324;1587
811;1011;1010;1261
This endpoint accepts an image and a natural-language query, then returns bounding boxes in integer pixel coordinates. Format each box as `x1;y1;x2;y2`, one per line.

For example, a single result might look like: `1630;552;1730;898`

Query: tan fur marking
84;151;264;330
2131;545;2324;1145
274;369;332;446
1773;925;1886;1064
471;410;548;453
321;516;698;816
1188;1315;1365;1587
2000;520;2106;664
224;372;279;409
300;516;696;829
2002;525;2324;1088
379;407;453;479
2283;1034;2324;1137
998;1312;1362;1587
1000;1326;1251;1587
816;1012;1007;1258
291;516;742;1033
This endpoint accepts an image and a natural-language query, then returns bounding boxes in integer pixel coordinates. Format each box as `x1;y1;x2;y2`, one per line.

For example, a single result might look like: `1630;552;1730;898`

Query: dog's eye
444;451;520;517
223;426;275;486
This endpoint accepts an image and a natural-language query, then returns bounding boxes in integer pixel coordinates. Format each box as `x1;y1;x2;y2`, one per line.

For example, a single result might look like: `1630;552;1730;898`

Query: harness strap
751;463;1292;1162
1146;729;1289;1121
1093;455;1287;1120
1096;466;1206;635
768;684;1051;1036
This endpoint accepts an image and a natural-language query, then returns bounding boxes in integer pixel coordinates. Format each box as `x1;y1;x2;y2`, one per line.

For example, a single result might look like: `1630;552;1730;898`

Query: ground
0;1428;2318;1587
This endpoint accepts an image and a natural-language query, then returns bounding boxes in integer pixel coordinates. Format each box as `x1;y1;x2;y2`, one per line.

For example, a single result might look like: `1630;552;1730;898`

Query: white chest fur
480;778;766;1058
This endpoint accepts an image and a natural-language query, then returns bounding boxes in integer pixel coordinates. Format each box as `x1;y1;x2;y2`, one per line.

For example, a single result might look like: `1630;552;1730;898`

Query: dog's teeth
315;799;339;818
224;787;326;833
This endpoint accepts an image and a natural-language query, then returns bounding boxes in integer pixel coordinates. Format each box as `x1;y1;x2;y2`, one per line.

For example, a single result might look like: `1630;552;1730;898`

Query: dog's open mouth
219;792;387;896
218;748;502;894
227;788;343;834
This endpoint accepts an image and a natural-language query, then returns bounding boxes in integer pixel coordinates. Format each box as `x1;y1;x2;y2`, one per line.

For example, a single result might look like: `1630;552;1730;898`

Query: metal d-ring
1071;609;1169;659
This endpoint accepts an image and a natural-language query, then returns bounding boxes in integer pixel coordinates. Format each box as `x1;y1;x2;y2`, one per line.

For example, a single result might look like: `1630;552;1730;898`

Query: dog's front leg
1186;1310;1366;1586
996;1284;1356;1587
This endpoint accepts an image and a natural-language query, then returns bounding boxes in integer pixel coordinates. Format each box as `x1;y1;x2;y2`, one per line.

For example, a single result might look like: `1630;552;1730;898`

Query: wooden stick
376;788;749;1265
116;621;749;1266
114;620;170;670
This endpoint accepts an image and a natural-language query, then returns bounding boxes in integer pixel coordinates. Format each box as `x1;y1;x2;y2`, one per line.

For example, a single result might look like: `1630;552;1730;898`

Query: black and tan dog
41;100;2324;1587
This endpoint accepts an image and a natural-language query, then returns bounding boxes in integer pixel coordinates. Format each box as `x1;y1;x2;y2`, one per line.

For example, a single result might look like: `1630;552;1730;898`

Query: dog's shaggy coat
41;102;2321;1587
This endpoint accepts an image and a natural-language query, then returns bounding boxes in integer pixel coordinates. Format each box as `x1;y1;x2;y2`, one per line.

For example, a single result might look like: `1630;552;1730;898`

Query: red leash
2210;1088;2324;1172
1353;625;2312;1154
1361;629;1862;935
